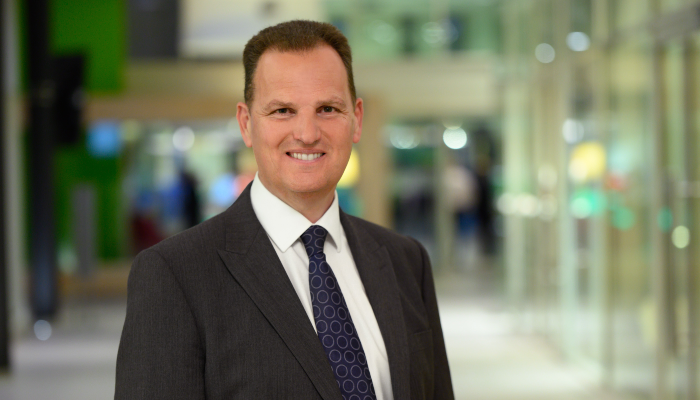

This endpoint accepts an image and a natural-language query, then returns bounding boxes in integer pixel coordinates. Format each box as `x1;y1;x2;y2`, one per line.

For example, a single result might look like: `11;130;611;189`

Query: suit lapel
217;187;341;400
341;212;410;400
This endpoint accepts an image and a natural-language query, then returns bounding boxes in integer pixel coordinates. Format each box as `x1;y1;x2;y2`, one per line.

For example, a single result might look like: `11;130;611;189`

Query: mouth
287;152;325;161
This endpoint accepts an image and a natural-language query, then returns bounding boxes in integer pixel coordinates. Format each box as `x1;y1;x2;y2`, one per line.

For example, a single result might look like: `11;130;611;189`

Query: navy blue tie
301;225;377;400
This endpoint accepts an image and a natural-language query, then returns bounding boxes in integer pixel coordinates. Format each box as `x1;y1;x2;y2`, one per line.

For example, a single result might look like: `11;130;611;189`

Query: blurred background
1;0;700;399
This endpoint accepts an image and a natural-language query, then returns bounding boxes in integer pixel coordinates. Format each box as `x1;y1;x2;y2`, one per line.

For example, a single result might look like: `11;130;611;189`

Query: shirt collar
250;173;343;253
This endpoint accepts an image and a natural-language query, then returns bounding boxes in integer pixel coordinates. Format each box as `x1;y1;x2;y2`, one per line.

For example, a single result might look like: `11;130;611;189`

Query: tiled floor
0;300;124;400
434;260;642;400
440;299;638;400
0;270;640;400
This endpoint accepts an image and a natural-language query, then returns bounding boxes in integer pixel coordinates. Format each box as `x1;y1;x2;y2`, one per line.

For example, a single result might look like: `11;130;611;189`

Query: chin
286;178;336;195
288;183;330;195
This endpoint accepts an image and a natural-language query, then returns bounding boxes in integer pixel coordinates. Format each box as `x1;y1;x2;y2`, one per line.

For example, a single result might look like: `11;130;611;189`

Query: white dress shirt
250;174;394;400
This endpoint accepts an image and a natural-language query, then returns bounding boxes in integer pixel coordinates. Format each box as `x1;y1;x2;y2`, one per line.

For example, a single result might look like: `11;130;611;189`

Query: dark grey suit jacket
115;185;454;399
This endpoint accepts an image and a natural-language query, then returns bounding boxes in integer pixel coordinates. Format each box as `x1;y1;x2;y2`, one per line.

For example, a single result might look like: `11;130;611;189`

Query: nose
293;108;321;144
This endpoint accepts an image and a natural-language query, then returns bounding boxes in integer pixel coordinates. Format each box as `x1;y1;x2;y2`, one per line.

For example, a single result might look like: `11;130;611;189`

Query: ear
237;102;253;148
352;98;363;144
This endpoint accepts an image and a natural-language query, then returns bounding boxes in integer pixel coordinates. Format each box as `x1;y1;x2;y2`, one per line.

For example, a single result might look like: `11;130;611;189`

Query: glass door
654;27;700;400
660;36;691;400
690;31;700;400
607;34;656;399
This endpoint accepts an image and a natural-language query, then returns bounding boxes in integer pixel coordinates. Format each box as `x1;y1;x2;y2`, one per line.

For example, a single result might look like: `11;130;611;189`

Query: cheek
323;120;355;142
332;145;353;174
251;123;286;150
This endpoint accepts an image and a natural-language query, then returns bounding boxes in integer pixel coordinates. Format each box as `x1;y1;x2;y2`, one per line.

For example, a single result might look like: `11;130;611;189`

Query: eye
320;106;335;113
274;108;290;114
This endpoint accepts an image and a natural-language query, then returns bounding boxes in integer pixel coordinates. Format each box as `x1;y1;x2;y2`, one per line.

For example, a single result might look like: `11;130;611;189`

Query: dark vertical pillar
400;16;417;56
0;0;11;371
27;0;58;319
128;0;179;59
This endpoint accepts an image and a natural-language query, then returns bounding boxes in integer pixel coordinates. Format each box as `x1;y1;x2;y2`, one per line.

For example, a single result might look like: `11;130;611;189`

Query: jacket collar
340;212;410;400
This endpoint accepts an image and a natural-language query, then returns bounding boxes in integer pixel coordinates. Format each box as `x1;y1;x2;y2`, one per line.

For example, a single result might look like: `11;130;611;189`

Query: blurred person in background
129;191;164;255
115;20;453;400
179;169;201;229
472;126;496;256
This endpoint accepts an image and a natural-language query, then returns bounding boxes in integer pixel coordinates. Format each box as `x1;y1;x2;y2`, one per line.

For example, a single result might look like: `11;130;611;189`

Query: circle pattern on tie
301;225;377;400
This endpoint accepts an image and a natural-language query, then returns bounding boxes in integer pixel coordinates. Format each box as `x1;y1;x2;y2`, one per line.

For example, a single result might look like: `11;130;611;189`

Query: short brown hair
242;20;356;104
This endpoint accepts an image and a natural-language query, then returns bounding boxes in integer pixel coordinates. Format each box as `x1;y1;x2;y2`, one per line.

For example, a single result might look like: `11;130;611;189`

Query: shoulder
344;214;427;263
146;211;227;263
129;211;232;290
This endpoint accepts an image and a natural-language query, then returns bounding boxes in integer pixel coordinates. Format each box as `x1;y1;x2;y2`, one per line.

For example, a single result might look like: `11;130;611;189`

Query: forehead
253;45;351;102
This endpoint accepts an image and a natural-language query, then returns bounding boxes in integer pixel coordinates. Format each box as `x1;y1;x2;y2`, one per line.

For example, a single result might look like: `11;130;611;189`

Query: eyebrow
260;97;349;113
261;100;295;113
319;97;348;109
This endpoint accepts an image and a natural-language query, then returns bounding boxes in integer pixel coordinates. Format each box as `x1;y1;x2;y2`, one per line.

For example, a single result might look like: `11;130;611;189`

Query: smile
289;152;324;161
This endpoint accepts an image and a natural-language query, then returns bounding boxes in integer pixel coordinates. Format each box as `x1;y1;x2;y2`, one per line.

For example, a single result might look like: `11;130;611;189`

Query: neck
258;176;335;223
283;191;335;223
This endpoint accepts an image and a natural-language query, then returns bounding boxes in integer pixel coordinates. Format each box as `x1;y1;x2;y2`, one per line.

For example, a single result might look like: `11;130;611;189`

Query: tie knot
301;225;328;257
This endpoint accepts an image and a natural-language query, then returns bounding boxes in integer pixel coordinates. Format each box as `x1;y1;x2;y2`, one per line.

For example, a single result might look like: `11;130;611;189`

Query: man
115;20;454;400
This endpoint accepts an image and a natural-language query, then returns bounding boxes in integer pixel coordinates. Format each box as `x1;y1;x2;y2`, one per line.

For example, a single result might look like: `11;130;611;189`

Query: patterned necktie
301;225;377;400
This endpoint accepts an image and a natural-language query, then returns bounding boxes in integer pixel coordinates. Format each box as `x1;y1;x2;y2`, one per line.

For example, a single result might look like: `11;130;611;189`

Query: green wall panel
49;0;127;261
50;0;126;92
55;142;125;261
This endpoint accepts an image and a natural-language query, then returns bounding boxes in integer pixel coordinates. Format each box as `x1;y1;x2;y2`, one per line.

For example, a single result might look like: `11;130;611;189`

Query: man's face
237;45;363;203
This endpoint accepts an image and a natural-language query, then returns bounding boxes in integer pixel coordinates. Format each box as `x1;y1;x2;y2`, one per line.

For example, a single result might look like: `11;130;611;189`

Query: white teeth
291;153;322;161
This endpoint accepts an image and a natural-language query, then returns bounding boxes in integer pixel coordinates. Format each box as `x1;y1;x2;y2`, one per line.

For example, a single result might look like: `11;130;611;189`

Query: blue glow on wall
87;121;122;157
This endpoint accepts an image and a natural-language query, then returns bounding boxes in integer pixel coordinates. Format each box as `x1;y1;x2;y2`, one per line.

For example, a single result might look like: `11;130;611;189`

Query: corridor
0;266;640;400
438;267;642;400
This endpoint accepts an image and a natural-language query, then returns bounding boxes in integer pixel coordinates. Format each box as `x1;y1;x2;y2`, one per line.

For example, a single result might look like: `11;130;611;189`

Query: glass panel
663;38;691;400
569;56;604;366
323;0;504;61
562;0;601;367
607;35;655;399
689;31;700;400
612;0;651;31
660;0;698;13
502;1;536;326
571;0;593;36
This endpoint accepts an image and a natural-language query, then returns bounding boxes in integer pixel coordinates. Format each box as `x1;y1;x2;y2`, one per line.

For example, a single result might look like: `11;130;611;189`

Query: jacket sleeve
115;249;205;400
412;238;455;400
